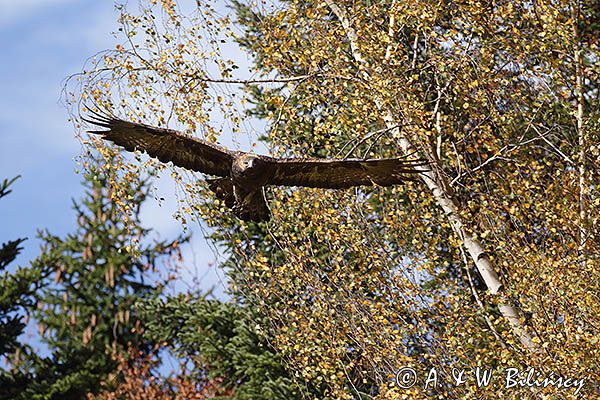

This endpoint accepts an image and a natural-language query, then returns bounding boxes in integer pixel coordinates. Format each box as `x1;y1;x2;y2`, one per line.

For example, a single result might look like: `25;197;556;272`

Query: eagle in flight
84;111;425;222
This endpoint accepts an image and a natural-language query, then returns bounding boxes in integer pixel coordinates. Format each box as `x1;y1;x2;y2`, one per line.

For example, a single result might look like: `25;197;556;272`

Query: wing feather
83;111;233;177
267;157;426;189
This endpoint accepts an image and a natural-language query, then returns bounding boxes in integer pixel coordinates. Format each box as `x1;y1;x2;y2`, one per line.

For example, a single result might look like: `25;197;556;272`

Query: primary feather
83;111;233;177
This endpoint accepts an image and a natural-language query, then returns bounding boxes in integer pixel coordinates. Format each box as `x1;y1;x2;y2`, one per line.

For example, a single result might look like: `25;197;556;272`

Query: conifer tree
0;176;36;359
1;157;187;400
139;294;325;400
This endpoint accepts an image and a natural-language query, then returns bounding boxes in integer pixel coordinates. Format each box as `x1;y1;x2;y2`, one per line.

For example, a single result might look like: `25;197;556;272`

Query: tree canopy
67;0;599;398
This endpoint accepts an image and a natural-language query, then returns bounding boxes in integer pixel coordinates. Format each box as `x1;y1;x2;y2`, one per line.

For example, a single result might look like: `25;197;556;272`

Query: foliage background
1;0;598;399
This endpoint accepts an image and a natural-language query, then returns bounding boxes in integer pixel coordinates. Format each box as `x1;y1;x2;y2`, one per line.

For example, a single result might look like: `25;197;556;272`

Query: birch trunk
572;1;587;269
325;0;538;352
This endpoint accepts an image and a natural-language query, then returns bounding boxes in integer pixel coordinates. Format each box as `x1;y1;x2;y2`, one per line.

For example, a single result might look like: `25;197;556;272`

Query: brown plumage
83;110;426;222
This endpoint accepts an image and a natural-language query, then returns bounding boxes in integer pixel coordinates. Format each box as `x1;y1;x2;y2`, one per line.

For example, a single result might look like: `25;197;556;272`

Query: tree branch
325;0;539;353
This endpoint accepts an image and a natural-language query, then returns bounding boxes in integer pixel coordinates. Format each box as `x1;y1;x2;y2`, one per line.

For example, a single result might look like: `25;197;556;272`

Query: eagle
84;111;425;222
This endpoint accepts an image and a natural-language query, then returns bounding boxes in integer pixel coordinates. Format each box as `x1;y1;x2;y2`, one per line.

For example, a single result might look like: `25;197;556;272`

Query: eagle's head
233;154;267;180
239;154;258;170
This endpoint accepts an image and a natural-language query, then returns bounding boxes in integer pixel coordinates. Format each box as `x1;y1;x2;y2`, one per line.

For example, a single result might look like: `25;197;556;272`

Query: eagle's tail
207;179;269;222
236;190;269;222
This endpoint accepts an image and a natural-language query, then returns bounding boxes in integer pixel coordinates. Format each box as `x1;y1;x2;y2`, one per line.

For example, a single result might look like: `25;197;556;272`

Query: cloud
0;0;76;29
24;2;119;49
0;1;119;172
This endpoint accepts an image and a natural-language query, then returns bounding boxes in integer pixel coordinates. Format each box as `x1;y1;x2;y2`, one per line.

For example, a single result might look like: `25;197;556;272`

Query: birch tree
69;0;599;398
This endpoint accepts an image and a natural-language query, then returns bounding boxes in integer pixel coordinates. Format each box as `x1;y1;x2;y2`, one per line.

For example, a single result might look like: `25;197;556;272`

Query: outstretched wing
83;111;234;177
267;157;426;189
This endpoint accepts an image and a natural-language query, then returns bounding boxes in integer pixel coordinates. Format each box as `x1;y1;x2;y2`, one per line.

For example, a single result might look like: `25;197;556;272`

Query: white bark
325;0;538;352
572;1;587;268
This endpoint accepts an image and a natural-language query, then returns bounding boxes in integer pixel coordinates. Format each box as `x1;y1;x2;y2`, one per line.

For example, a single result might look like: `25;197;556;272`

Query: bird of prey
84;111;425;222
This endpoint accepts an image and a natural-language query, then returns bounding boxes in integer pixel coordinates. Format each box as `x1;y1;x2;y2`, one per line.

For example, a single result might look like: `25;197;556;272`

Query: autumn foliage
68;0;599;398
87;352;226;400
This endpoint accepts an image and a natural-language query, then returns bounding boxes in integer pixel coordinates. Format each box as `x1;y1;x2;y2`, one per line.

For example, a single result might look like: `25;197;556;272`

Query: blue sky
0;1;230;302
